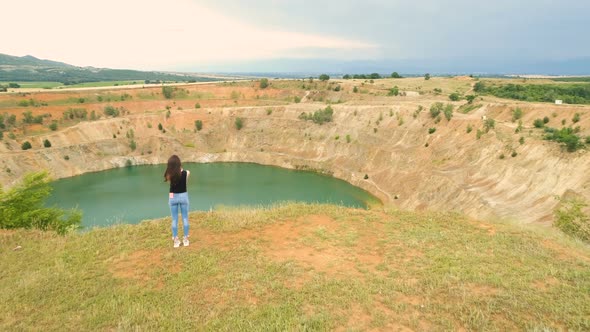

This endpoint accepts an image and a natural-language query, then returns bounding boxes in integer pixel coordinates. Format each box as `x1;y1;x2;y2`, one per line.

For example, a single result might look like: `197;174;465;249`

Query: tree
162;86;174;99
8;83;20;88
0;172;81;234
369;73;381;79
259;78;269;89
319;74;330;81
342;74;351;79
43;139;51;148
21;141;32;150
235;117;244;130
466;95;477;104
391;72;402;78
424;73;431;80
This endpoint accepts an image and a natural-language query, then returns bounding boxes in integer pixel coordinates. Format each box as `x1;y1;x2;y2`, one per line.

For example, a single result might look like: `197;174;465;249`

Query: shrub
484;118;495;132
64;155;70;160
533;118;544;128
543;116;550;124
195;103;201;109
515;120;523;133
333;85;341;92
430;102;443;118
555;199;590;243
466;95;477;104
129;140;136;151
388;86;399;96
428;127;436;134
353;86;358;93
511;151;517;157
299;105;334;125
158;123;163;131
364;174;369;180
235;117;244;130
424;73;431;80
0;131;3;140
294;96;301;103
443;104;453;121
544;126;583;152
259;78;269;89
266;109;273;115
391;72;402;78
43;139;51;148
449;93;461;101
519;136;525;144
466;124;473;133
49;122;58;131
476;129;483;139
512;108;523;122
21;141;32;150
572;113;581;123
162;86;174;99
0;171;81;234
195;120;203;131
319;74;330;81
346;134;351;143
499;153;505;159
103;105;119;117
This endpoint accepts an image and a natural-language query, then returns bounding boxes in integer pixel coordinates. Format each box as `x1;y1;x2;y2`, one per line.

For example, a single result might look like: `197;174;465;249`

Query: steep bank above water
1;95;589;225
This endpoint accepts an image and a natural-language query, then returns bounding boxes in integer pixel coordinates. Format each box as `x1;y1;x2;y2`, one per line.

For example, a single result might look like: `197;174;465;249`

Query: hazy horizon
2;0;590;74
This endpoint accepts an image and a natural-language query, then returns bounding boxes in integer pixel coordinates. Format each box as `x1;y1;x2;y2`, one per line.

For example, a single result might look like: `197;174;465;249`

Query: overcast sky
3;0;590;72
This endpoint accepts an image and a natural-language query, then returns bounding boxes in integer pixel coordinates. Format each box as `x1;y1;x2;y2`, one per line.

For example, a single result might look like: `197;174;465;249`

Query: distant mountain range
0;53;217;84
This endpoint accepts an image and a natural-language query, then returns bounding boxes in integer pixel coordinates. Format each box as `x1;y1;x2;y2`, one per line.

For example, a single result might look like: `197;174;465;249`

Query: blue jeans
169;192;189;238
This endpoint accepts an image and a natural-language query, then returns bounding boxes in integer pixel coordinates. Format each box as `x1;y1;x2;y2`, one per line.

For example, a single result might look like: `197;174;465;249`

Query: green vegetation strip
475;81;590;104
1;204;589;330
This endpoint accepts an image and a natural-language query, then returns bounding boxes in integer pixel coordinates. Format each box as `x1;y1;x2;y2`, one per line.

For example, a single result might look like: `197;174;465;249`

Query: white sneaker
183;236;189;247
173;237;181;248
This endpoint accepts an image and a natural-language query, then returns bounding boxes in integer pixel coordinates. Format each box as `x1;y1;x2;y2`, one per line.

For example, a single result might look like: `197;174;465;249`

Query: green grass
1;205;589;331
458;103;482;114
9;81;64;89
59;80;141;88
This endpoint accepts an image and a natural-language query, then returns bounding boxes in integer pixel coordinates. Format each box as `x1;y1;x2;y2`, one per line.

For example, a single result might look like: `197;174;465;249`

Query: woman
164;155;190;248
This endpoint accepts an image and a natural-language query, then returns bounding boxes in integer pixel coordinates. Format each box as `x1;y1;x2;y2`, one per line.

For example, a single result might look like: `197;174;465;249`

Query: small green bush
443;104;453;121
162;86;174;99
466;124;473;133
512;108;523;122
449;92;461;101
235;117;244;130
195;103;201;109
49;122;58;131
484;118;495;132
430;102;443;118
43;139;51;148
543;116;550;124
428;127;436;134
555;199;590;243
259;78;269;89
195;120;203;131
21;141;32;150
572;113;581;123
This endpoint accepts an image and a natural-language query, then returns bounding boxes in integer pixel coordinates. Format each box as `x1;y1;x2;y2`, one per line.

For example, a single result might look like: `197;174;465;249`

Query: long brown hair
164;155;182;184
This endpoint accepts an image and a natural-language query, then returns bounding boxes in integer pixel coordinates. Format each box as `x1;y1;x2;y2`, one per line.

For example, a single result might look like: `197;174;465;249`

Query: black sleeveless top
169;170;187;194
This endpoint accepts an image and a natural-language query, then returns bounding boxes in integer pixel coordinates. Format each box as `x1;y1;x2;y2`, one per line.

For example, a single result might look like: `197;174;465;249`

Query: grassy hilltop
1;204;589;331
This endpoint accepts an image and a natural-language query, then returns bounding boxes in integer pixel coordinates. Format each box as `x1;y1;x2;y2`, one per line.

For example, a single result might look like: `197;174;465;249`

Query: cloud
1;0;377;69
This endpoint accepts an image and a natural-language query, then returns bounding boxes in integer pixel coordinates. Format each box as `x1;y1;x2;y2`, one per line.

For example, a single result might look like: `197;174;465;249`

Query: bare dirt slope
1;78;589;225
